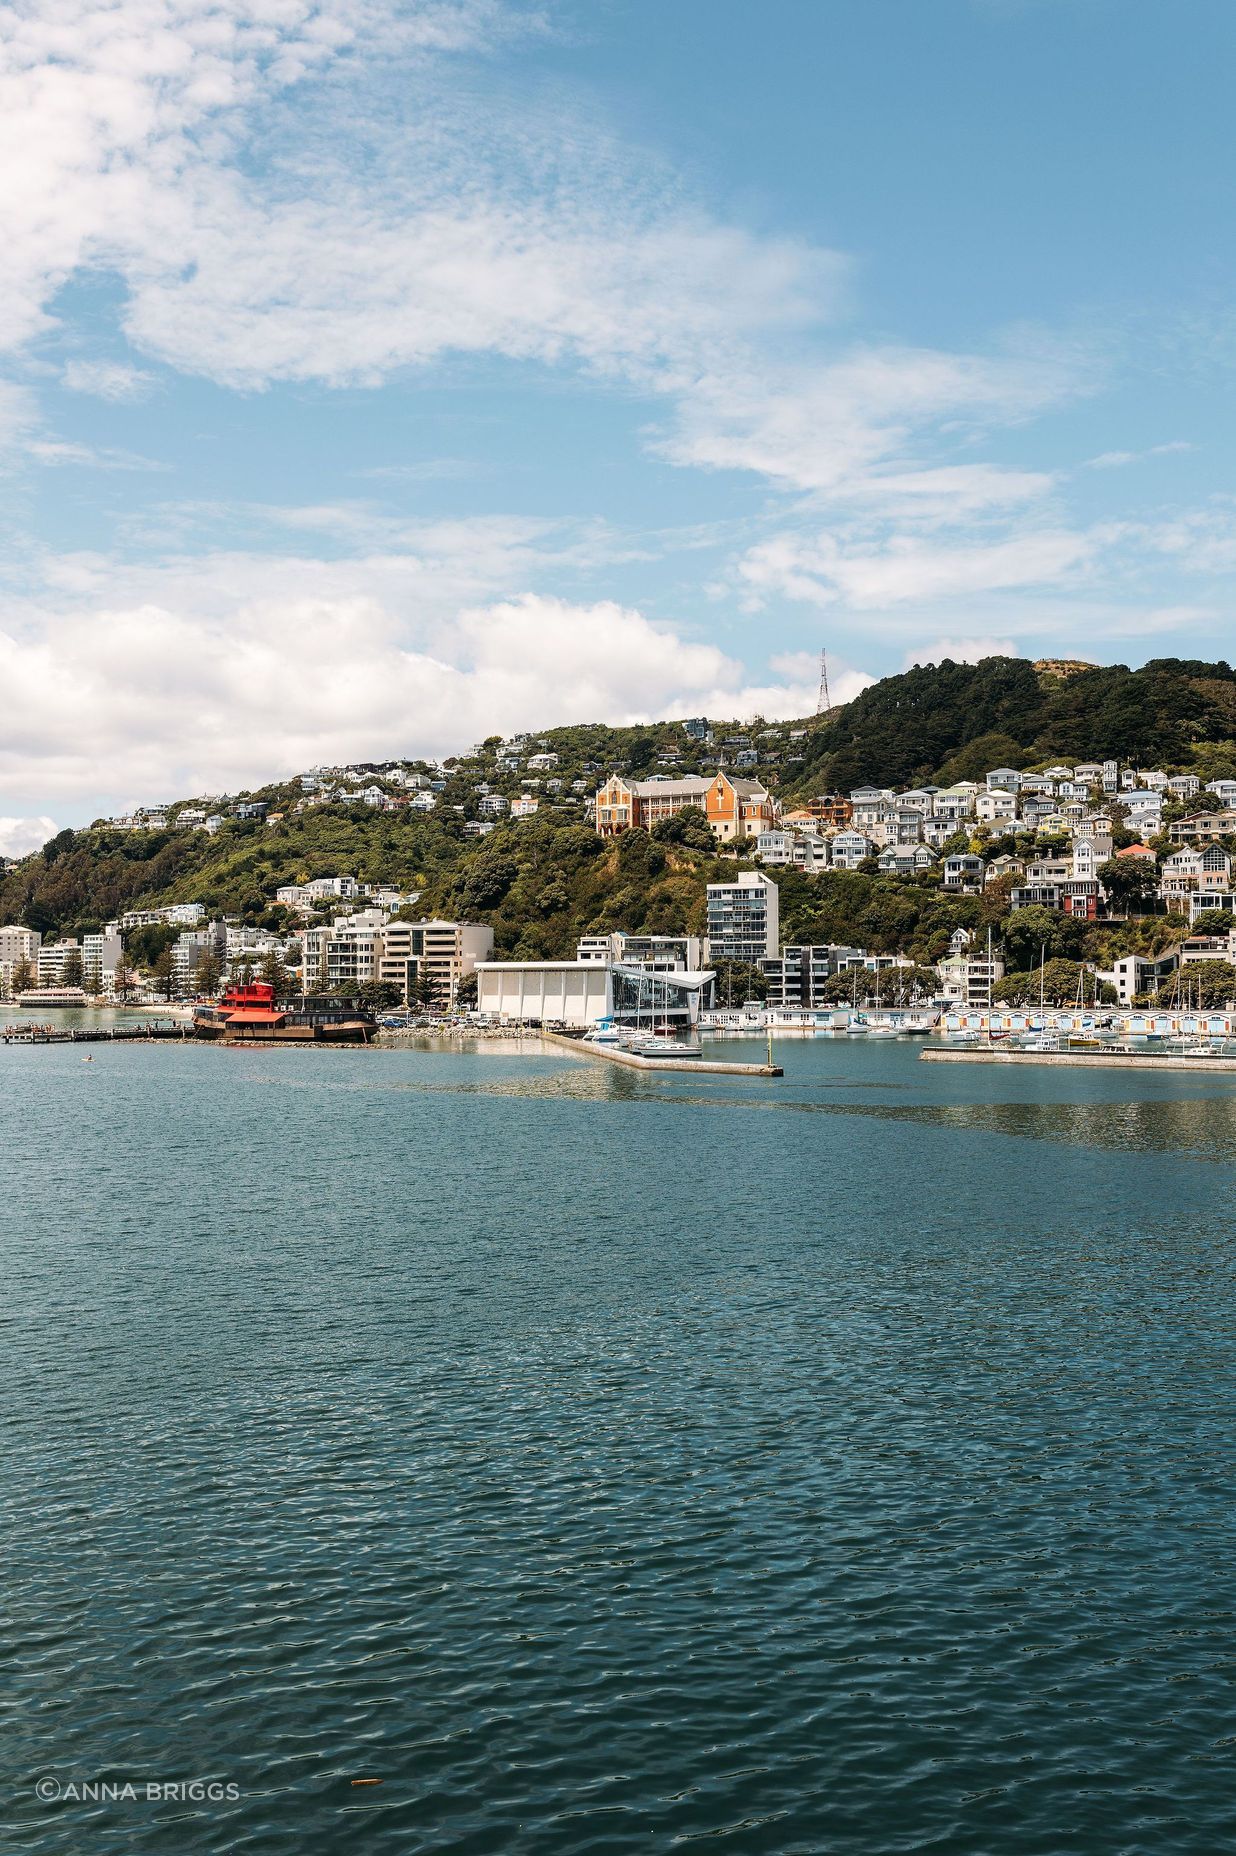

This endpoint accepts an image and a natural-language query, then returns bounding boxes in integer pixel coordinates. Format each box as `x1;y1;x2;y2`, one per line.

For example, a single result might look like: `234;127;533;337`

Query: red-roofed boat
193;981;375;1043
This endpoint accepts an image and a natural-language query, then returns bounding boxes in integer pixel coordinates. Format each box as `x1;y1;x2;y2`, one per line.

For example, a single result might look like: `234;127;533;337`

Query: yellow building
594;772;775;842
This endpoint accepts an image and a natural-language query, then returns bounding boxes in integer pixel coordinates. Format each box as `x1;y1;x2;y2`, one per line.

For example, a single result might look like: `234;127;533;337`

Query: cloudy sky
2;0;1235;849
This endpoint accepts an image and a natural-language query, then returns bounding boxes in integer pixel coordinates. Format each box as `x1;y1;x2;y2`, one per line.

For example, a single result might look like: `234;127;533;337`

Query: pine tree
153;948;177;1001
196;949;222;998
259;947;291;1001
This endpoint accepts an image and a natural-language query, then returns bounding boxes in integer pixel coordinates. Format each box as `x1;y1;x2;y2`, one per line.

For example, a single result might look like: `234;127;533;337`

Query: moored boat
193;981;375;1043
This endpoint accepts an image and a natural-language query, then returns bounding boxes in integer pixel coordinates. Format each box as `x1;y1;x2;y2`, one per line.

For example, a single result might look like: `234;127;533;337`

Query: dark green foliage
993;959;1089;1005
460;857;518;913
125;922;181;969
1098;856;1159;911
1152;960;1236;1008
797;658;1046;792
710;959;768;1003
1190;910;1236;936
998;905;1089;971
793;655;1236;797
651;807;717;851
616;829;667;879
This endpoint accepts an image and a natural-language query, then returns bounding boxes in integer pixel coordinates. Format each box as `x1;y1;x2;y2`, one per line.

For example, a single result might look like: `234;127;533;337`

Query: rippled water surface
4;1035;1236;1853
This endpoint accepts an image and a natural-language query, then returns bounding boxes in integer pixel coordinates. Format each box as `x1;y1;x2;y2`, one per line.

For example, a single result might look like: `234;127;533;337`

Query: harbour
7;1032;1236;1855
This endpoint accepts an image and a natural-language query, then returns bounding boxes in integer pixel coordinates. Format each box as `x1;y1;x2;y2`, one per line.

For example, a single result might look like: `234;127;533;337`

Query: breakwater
923;1046;1236;1073
543;1029;782;1077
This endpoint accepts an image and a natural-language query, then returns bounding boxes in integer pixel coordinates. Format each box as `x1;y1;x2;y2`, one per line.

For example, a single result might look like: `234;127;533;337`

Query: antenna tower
817;648;832;716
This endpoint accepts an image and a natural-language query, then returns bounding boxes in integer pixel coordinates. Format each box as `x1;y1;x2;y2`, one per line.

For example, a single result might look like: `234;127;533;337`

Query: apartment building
937;930;1004;1009
0;924;41;993
762;943;865;1010
172;924;226;994
705;871;779;963
377;920;494;1006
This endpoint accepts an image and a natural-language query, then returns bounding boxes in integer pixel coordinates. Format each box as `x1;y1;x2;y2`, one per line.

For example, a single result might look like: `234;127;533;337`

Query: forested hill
793;656;1236;794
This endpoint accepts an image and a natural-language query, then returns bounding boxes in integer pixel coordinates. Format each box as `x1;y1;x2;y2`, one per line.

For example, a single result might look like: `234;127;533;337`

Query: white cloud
0;551;820;817
1084;441;1192;469
0;1;512;350
27;437;166;470
61;359;154;401
658;346;1078;497
0;0;839;399
736;524;1103;609
0;814;59;857
0;379;39;456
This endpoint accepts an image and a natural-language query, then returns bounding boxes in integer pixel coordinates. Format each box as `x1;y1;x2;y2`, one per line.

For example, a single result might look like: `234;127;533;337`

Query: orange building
806;793;853;828
594;772;776;843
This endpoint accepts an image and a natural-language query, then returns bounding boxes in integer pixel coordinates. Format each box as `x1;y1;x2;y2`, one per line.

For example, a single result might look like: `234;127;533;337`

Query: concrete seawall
543;1030;782;1077
922;1047;1236;1074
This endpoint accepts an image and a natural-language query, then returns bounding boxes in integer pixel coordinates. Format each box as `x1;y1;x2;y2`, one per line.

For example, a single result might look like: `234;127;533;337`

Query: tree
196;949;223;998
1189;910;1235;937
993;958;1088;1006
61;948;84;988
616;828;666;878
259;947;292;1000
710;958;768;1005
460;857;518;913
1153;960;1236;1009
112;955;137;1002
10;956;34;995
1099;856;1159;914
454;971;479;1009
359;979;403;1012
652;807;717;852
126;922;180;969
153;947;177;1001
998;905;1087;972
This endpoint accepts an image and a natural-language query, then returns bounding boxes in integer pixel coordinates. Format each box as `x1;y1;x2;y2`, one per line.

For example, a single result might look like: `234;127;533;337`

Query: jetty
0;1021;188;1044
543;1029;782;1077
922;1045;1236;1074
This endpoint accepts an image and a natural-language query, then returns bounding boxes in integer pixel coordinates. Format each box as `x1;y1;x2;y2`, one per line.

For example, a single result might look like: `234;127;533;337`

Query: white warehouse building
477;959;713;1029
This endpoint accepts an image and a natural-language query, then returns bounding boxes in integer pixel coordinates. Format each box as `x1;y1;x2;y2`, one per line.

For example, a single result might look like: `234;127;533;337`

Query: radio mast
817;648;832;716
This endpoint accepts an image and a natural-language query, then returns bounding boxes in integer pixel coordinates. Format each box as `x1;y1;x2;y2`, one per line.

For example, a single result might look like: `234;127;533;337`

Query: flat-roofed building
706;871;779;963
378;919;494;1006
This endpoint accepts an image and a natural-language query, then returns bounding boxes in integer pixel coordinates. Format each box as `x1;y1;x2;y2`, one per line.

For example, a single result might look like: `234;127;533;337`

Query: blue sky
2;0;1235;846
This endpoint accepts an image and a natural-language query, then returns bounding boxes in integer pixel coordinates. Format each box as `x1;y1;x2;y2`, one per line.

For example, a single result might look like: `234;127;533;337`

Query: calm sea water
3;1032;1236;1854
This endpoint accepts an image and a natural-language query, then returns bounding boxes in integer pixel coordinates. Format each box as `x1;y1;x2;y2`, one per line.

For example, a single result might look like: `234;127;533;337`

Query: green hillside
4;654;1235;965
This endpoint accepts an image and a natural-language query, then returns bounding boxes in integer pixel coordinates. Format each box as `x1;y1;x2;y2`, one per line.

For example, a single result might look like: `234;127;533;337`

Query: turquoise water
4;1036;1236;1853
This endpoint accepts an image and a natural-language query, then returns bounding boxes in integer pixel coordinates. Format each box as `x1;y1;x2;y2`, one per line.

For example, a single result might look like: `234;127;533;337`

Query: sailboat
865;967;900;1036
1020;944;1060;1051
846;967;869;1033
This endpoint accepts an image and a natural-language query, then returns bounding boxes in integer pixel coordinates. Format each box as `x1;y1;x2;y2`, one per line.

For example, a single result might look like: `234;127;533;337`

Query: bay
3;1034;1235;1853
